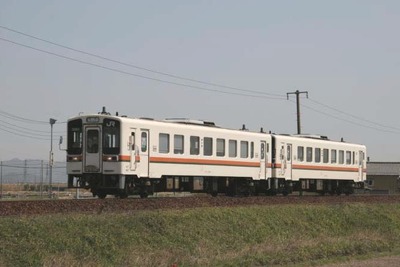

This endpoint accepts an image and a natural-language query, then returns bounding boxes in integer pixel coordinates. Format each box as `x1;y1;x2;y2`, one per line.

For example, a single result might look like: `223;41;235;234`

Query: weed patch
0;203;399;266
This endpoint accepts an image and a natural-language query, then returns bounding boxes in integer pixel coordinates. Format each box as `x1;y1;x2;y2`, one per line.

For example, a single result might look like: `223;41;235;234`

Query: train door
279;143;286;176
358;150;365;182
129;129;137;171
279;143;293;179
260;141;267;179
129;129;150;177
84;126;101;173
138;130;149;177
286;144;293;180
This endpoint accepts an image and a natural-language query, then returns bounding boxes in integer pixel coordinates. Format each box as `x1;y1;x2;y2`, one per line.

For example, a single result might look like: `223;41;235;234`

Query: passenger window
250;142;254;159
339;150;344;164
229;140;237;157
331;150;337;164
323;149;329;163
346;151;351;165
240;141;248;158
315;148;321;163
217;139;225;157
204;137;213;156
287;145;291;161
352;152;355;164
306;147;313;162
190;136;200;155
159;133;170;153
298;146;304;162
174;135;184;154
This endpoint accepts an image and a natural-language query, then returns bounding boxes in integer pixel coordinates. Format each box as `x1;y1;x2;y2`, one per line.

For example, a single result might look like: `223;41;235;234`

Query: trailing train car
66;108;366;198
269;134;366;195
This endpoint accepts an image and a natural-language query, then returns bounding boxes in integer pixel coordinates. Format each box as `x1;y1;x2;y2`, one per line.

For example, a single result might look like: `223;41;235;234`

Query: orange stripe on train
117;155;365;173
119;155;140;162
150;157;260;167
274;163;364;172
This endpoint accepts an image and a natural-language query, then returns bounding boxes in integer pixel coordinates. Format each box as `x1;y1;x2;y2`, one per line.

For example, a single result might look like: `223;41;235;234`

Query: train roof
272;133;365;147
69;108;365;147
68;112;271;136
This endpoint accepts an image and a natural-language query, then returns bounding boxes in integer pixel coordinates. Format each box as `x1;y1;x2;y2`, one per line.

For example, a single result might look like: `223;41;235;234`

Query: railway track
1;194;400;217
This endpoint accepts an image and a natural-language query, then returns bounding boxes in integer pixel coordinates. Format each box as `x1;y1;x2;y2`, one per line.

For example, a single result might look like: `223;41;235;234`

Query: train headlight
67;155;82;162
103;155;119;162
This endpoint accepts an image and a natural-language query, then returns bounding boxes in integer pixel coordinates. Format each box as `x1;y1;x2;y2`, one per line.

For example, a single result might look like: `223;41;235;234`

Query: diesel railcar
66;108;366;198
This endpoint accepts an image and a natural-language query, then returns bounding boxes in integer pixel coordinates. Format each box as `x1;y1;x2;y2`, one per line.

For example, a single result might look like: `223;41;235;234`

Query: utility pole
23;159;27;184
40;160;44;198
1;161;3;199
287;90;308;134
49;118;57;198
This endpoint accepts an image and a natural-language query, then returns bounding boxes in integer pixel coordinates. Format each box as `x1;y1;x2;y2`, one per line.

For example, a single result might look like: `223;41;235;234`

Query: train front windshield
68;118;120;155
67;119;83;155
103;119;120;155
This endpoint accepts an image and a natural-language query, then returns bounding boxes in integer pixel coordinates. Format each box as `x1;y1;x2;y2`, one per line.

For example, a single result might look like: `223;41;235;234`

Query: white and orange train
66;108;367;198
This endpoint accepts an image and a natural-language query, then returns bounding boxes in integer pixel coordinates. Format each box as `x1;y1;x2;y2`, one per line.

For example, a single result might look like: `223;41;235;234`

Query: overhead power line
2;25;399;135
308;98;400;132
0;109;65;127
0;122;50;137
0;37;286;100
299;101;400;135
0;118;63;135
0;109;48;124
0;25;284;99
0;125;50;140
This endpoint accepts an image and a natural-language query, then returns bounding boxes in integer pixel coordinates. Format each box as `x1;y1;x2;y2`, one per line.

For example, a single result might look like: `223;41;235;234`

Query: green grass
1;203;400;266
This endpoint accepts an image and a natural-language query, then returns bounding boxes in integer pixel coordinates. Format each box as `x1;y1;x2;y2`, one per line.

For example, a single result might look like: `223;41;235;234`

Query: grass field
0;203;399;266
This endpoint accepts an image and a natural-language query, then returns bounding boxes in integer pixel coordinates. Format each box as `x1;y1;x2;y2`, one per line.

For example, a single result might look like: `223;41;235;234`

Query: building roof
367;162;400;176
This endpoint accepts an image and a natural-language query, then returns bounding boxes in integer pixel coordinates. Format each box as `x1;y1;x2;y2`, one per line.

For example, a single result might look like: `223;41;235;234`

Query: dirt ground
320;256;400;267
2;194;400;216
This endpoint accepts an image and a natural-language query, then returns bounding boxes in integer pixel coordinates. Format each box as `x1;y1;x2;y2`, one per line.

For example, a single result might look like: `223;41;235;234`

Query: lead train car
66;110;366;198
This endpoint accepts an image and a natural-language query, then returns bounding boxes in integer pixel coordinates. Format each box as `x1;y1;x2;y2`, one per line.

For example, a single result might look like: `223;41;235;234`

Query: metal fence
0;160;67;199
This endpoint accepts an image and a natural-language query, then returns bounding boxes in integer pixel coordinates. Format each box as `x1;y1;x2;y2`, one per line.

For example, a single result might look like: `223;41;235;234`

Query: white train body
67;109;366;198
271;135;366;192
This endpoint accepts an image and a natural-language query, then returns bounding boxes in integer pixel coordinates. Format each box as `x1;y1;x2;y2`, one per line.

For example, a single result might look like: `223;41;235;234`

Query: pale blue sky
0;1;399;162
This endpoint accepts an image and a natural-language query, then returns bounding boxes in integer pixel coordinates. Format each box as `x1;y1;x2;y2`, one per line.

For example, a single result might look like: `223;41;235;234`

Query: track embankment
1;194;400;216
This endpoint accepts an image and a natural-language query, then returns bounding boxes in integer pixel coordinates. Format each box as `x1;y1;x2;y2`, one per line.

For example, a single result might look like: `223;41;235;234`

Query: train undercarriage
68;174;364;199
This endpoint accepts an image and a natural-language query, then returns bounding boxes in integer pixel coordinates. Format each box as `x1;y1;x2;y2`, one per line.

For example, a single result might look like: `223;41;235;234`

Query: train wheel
98;192;107;199
119;192;128;199
345;186;354;196
336;189;342;196
345;188;354;196
140;192;148;199
211;191;218;197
